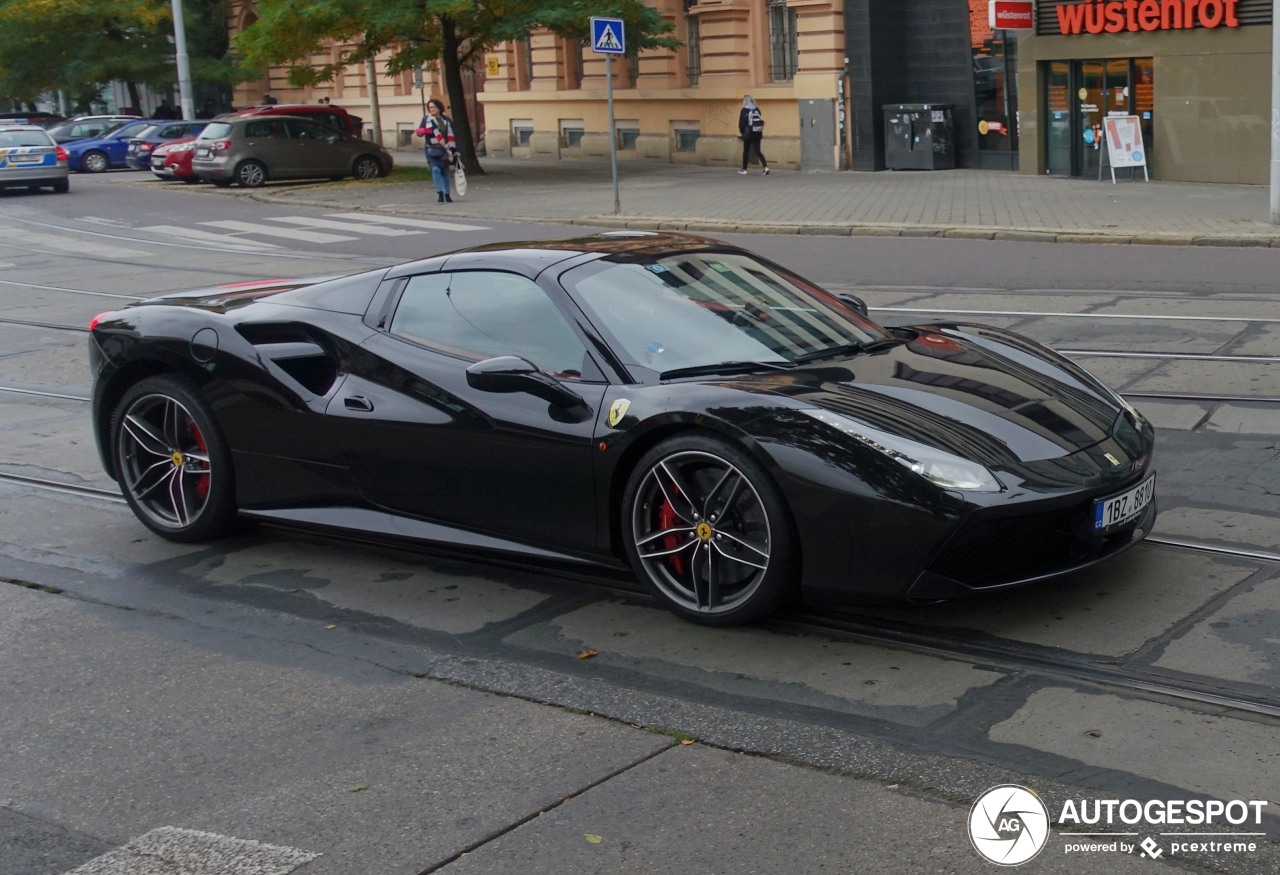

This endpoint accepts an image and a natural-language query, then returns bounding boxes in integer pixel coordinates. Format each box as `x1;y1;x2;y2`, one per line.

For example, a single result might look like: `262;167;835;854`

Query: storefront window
967;0;1017;156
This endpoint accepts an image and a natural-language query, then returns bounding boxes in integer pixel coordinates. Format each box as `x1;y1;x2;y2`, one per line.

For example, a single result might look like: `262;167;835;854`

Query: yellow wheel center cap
171;451;184;467
695;521;714;541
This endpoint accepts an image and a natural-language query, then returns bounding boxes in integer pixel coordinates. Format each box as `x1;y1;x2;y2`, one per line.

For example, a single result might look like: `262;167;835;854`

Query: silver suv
191;115;392;188
0;125;69;193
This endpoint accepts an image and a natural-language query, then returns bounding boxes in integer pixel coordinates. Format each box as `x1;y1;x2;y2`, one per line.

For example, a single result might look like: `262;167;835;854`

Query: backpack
748;108;763;133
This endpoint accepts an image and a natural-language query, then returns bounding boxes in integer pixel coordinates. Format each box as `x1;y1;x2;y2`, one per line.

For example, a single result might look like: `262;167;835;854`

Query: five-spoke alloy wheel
622;435;795;625
235;159;267;188
111;375;238;542
352;155;382;180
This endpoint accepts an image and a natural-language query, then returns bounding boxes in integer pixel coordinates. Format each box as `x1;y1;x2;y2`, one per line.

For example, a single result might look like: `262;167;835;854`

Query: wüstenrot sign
990;0;1036;29
1055;0;1241;34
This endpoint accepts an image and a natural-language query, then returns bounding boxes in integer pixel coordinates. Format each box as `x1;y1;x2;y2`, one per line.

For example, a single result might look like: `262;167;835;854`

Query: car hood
732;325;1132;465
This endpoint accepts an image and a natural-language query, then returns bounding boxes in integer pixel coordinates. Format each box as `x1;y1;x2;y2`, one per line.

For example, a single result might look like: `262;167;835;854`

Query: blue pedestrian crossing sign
590;17;626;54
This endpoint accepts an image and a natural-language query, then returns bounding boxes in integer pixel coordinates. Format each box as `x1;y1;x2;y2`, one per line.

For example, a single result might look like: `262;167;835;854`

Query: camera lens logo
969;785;1050;866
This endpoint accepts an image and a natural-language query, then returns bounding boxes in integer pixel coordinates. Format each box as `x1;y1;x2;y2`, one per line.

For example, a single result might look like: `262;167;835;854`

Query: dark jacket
739;106;764;138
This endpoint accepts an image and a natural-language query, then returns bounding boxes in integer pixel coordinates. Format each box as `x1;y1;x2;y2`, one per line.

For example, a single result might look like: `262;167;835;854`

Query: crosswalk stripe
267;216;425;236
63;826;320;875
325;211;490;232
138;225;281;250
4;228;147;259
200;220;355;244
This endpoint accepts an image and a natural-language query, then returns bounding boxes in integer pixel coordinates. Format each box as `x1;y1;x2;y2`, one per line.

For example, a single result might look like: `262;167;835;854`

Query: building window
560;119;585;147
511;119;534;147
686;15;702;86
768;0;798;82
627;51;640;85
673;123;700;152
615;122;640;150
566;39;584;89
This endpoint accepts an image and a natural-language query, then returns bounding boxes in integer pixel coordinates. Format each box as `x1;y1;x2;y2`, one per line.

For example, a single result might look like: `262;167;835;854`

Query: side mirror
837;293;870;318
466;356;590;415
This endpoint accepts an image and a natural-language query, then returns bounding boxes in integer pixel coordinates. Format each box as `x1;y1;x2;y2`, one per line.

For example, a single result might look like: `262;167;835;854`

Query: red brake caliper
658;499;685;575
187;422;210;498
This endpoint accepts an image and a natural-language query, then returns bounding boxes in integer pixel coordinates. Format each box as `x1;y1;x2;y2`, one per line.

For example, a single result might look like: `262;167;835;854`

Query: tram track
1;468;1276;722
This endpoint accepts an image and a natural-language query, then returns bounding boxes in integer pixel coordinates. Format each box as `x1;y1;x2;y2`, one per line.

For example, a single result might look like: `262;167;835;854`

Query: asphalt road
1;172;1277;875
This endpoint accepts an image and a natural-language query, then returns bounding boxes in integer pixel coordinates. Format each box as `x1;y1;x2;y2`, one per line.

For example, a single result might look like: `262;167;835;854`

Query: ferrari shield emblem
608;399;632;428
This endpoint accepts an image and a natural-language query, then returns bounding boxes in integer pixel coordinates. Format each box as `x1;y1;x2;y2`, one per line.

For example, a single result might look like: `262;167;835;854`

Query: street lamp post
170;0;195;119
1271;0;1280;222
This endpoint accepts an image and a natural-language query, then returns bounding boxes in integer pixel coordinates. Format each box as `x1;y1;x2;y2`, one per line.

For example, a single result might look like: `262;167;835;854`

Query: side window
389;271;588;377
244;121;270;138
161;125;184;138
289;121;326;140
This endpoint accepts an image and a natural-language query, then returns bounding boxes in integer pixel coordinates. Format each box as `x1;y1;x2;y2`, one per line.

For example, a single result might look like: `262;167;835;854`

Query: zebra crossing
138;211;490;249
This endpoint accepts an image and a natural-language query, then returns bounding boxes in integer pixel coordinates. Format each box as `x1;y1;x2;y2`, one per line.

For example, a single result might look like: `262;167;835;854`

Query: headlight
800;409;1002;492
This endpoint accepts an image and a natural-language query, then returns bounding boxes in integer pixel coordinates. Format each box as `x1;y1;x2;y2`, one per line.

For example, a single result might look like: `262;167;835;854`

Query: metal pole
170;0;195;119
1271;0;1280;222
608;54;620;214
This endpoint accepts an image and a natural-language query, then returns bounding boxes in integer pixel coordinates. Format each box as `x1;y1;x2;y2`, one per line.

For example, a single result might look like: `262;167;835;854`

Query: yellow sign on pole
486;55;501;76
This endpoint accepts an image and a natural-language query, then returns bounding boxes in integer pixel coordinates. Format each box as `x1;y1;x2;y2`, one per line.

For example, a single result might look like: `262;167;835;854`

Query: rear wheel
235;160;267;187
621;434;796;625
51;179;69;194
81;150;109;173
111;374;239;542
352;155;382;180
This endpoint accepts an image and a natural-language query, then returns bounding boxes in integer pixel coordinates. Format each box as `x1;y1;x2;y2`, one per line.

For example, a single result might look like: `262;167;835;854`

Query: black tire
111;374;239;543
621;433;796;625
235;160;267;187
51;179;69;194
352;155;382;180
81;150;109;173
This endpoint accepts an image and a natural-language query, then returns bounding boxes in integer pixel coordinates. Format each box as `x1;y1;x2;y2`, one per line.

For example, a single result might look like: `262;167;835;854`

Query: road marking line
63;826;320;875
267;216;425;236
325;211;490;232
138;225;281;250
5;229;147;259
200;220;355;244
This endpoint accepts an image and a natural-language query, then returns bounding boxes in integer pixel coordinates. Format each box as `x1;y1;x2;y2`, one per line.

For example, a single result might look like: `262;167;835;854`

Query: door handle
343;396;374;412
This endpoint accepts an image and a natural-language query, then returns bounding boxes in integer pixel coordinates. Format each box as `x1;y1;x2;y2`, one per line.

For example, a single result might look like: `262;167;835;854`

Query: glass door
1046;61;1071;176
1078;60;1104;178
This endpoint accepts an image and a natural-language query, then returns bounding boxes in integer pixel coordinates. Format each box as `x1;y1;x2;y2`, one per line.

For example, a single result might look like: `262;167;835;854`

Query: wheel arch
95;357;208;481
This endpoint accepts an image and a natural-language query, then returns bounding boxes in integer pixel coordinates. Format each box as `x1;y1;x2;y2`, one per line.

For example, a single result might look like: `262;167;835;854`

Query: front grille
927;505;1129;588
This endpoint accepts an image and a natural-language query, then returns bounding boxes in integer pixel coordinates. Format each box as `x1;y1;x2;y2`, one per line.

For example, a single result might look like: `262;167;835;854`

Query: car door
286;119;348;178
328;269;608;552
242;119;295;176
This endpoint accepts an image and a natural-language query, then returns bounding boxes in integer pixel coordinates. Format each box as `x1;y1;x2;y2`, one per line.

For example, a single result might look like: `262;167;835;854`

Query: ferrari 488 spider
89;232;1157;624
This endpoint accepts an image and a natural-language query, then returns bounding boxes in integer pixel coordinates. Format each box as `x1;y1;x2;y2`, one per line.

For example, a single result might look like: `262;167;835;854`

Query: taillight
210;140;232;152
89;312;111;331
140;142;153;152
55;146;68;162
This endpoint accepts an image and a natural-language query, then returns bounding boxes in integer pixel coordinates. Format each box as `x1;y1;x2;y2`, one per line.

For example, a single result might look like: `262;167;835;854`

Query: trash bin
883;104;955;170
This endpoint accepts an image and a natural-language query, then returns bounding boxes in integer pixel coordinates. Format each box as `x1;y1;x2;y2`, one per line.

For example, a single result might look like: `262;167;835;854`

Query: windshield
110;121;151;139
563;251;891;376
197;122;233;140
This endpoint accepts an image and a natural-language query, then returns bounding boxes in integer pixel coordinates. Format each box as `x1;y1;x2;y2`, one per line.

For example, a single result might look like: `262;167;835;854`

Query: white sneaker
763;167;770;175
737;169;748;175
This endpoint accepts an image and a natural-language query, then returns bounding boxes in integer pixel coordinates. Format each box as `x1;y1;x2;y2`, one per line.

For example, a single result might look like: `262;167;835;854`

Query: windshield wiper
793;338;898;364
659;360;796;380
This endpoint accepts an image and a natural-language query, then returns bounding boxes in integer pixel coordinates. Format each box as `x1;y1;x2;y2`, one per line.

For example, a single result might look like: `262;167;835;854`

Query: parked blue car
65;120;161;173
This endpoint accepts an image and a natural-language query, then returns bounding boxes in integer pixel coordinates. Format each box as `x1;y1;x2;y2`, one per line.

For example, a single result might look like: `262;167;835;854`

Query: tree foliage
234;0;680;173
0;0;241;111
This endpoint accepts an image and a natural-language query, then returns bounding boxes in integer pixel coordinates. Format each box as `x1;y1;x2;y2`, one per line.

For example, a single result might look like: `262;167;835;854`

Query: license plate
11;153;40;164
195;147;209;157
1094;474;1155;532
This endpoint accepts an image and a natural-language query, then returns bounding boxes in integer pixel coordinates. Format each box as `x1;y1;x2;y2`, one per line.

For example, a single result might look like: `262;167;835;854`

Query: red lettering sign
1054;0;1240;34
990;0;1036;29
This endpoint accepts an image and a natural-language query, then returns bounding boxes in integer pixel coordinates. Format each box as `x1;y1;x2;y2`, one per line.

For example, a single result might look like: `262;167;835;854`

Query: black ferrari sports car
89;232;1157;625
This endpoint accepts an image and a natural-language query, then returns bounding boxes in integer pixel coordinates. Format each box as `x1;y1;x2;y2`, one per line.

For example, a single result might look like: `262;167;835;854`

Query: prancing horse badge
608;399;632;428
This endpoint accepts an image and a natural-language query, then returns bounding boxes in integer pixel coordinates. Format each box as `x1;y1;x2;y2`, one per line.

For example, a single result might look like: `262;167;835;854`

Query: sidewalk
266;150;1280;247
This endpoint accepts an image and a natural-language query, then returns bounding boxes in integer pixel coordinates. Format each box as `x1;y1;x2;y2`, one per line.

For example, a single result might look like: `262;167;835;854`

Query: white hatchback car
0;125;69;193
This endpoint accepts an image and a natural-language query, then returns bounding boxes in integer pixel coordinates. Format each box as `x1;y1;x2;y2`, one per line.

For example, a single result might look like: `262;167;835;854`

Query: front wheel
352;155;382;180
111;374;239;542
621;434;796;625
81;150;109;173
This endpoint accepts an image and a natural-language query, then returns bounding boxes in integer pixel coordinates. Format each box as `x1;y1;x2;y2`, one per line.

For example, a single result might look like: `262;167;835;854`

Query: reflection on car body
87;232;1157;626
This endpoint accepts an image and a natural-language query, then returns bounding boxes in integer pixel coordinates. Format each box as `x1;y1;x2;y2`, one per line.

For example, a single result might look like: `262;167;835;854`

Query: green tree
234;0;679;174
0;0;241;114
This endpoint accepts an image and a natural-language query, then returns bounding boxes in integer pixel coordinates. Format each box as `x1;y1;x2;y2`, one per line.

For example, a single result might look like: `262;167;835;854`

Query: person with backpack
738;95;769;176
416;98;458;203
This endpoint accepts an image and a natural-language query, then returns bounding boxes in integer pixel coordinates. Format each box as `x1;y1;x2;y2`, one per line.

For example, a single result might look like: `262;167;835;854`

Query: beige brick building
228;0;848;171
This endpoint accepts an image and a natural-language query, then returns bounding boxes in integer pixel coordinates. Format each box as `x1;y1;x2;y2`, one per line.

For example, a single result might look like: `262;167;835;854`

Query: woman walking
738;95;769;175
417;99;458;202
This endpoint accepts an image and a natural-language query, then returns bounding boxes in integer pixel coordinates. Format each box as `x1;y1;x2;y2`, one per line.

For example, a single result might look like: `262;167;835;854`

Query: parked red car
221;103;363;138
149;136;200;183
